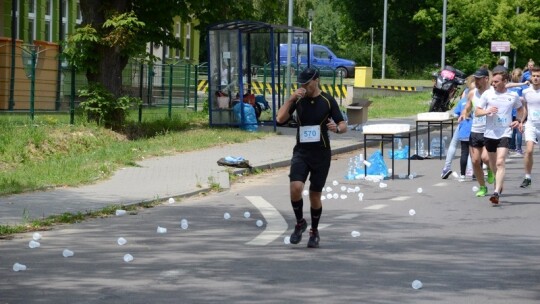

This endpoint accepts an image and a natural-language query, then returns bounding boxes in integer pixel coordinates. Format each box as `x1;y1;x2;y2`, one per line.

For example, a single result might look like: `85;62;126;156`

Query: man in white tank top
461;68;492;197
475;70;524;205
519;66;540;188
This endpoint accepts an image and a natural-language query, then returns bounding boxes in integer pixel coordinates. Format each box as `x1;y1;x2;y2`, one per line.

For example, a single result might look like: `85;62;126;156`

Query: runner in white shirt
475;70;524;205
519;66;540;188
461;67;492;197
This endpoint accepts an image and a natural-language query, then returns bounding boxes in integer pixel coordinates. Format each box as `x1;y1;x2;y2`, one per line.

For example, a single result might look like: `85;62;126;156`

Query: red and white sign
491;41;511;52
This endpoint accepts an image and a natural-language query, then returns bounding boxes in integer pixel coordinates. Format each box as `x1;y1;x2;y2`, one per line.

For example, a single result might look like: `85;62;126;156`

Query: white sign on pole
491;41;510;52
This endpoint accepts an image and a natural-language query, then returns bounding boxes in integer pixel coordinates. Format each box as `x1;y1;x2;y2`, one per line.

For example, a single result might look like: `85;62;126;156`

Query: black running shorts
289;146;331;192
469;132;485;148
484;137;509;153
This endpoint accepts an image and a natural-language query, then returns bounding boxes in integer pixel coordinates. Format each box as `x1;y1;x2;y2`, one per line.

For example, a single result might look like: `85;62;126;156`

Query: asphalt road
1;149;539;304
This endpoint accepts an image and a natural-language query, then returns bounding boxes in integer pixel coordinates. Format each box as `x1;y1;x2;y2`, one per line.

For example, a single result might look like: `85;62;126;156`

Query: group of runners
450;64;540;205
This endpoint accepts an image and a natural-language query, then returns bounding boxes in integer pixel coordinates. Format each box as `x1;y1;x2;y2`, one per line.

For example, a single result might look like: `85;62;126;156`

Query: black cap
297;67;320;85
473;68;489;78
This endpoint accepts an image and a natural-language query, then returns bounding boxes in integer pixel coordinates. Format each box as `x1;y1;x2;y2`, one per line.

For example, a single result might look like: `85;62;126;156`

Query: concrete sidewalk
0;117;421;225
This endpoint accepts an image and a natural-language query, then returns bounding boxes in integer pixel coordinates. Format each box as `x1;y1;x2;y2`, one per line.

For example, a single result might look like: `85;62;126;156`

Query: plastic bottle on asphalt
28;240;40;249
123;254;134;262
62;249;74;257
32;232;42;241
180;219;189;230
412;280;423;289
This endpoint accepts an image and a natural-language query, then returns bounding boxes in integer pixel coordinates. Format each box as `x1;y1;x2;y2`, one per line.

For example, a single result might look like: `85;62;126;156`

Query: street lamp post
370;27;374;68
441;0;447;69
382;0;387;79
308;9;314;46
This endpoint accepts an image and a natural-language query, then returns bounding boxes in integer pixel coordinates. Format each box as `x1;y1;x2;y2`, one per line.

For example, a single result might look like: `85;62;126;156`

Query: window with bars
44;0;53;41
184;23;191;59
28;0;36;42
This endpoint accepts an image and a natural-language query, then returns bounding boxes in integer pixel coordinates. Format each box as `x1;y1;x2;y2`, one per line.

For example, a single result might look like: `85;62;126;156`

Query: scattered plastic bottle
326;186;333;192
117;237;127;246
472;186;479;192
340;186;347;192
409;209;416;216
13;263;27;272
351;231;361;237
412;279;423;289
326;193;332;199
379;182;388;188
358;193;364;201
256;220;263;227
244;211;251;219
283;236;291;244
156;226;167;234
363;160;372;167
32;232;42;241
115;209;126;216
62;249;74;258
180;219;189;230
332;180;339;186
224;212;231;220
168;197;175;204
332;193;339;199
123;254;134;263
417;187;423;193
28;240;40;249
340;194;347;200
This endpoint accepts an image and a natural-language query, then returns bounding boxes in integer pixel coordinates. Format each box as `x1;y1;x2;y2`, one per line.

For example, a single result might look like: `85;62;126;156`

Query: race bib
299;125;321;143
531;110;540;122
492;114;509;128
473;115;486;124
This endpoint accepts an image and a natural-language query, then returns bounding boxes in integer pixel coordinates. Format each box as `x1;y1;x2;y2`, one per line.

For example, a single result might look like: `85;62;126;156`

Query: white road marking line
335;213;360;219
433;182;447;187
317;224;331;230
363;204;387;210
245;196;288;246
390;196;411;201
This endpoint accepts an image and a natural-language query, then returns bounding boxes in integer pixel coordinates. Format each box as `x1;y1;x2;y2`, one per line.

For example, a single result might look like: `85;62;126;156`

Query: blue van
279;43;356;78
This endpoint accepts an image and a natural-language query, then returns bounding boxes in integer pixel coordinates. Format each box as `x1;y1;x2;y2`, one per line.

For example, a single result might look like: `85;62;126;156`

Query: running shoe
441;168;452;179
307;229;320;248
490;192;500;206
487;169;495;184
289;219;307;244
475;186;488;197
520;178;531;188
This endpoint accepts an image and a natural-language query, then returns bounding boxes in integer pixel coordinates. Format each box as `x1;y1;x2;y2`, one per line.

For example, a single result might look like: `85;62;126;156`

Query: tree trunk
80;0;131;98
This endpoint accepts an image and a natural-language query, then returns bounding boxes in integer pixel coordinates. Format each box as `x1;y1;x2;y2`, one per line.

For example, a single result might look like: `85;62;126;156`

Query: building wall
1;0;200;110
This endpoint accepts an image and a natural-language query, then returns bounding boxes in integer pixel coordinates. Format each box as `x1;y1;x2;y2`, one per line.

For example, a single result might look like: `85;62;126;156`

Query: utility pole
382;0;387;79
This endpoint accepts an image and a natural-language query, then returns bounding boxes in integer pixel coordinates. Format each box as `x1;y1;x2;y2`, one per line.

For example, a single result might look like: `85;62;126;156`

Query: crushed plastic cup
325;186;333;192
180;219;189;230
354;186;360;192
284;236;291;244
32;232;42;241
409;209;416;216
62;249;74;258
13;263;27;272
417;187;423;193
340;194;347;200
379;182;388;188
472;186;479;192
123;254;134;263
156;226;167;234
168;197;175;204
358;193;364;201
115;209;127;216
224;212;231;220
117;237;127;246
326;193;332;199
332;180;339;186
302;190;309;196
256;220;263;227
28;240;40;249
244;211;251;219
412;279;423;289
351;231;361;237
341;185;347;192
409;174;414;180
332;193;339;199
